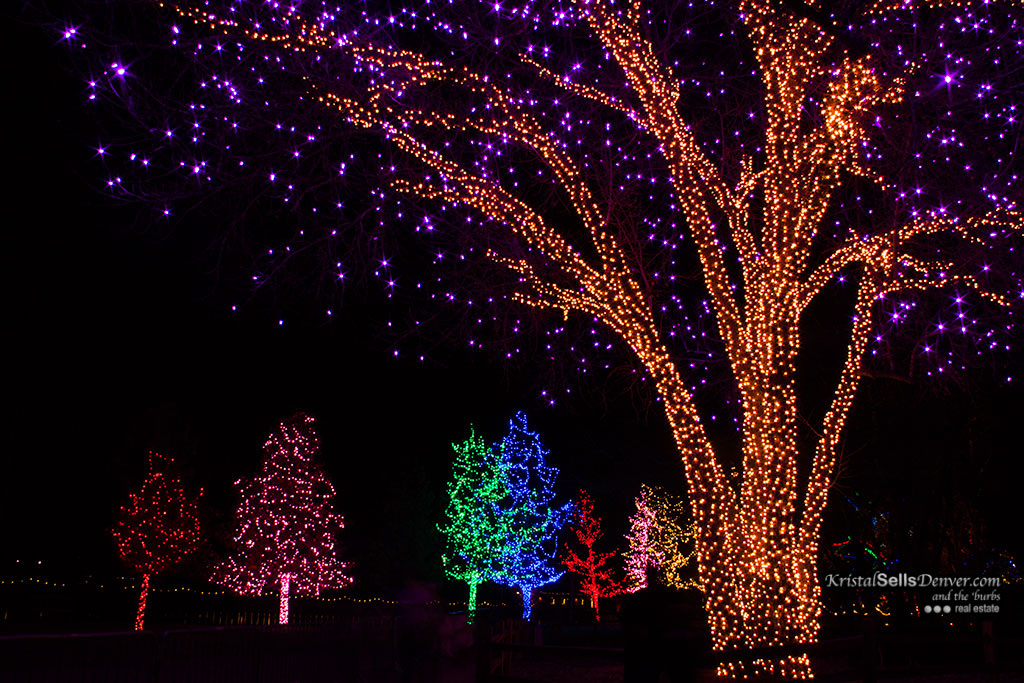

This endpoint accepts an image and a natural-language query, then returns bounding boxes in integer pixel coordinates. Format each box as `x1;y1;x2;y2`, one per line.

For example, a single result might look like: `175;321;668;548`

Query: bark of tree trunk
468;579;478;620
278;573;291;625
715;531;819;678
520;586;532;620
134;573;150;631
661;365;821;678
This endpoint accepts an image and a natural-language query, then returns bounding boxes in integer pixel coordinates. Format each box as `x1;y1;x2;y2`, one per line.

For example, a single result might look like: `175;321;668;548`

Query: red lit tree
562;489;621;621
211;413;352;624
112;451;202;630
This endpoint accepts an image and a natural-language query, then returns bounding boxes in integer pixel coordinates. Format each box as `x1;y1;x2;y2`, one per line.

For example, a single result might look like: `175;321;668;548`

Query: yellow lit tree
623;484;698;593
71;0;1022;677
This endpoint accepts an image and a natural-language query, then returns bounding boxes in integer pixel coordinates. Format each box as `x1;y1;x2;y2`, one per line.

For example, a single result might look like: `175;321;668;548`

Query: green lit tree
438;427;509;616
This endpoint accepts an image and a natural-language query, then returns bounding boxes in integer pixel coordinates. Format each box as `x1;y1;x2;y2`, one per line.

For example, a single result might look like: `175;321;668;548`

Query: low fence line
478;618;1023;683
0;620;401;683
3;617;1023;683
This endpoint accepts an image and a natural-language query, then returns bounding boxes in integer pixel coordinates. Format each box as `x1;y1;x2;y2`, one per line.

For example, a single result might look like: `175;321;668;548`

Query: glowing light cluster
492;412;571;620
439;413;569;620
112;451;202;631
561;489;621;621
211;413;352;625
622;484;698;594
438;427;511;617
68;0;1023;675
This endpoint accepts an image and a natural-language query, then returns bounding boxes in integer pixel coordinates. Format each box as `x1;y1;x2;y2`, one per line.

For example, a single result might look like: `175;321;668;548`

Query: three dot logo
923;605;952;614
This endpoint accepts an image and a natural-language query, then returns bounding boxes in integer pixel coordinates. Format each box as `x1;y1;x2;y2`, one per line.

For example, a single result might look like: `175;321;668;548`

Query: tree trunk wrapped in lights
71;0;1023;675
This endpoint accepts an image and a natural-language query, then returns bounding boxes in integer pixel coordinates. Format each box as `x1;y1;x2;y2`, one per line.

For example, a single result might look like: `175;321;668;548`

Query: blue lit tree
492;412;570;620
438;428;510;617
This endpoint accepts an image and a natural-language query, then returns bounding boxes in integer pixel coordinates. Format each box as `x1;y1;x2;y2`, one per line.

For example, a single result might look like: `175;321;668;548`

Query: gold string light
164;0;1022;676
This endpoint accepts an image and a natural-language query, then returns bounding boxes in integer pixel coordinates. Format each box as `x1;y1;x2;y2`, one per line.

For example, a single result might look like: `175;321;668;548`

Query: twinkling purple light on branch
61;0;1021;403
60;0;1022;675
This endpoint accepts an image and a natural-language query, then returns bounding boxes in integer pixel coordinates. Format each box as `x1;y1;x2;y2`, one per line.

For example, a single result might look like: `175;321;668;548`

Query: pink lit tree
211;413;352;624
623;485;697;593
622;485;660;593
113;451;202;630
562;489;621;621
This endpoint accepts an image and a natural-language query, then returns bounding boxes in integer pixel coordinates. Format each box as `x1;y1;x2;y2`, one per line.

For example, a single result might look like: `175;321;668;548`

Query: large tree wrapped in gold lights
65;0;1022;676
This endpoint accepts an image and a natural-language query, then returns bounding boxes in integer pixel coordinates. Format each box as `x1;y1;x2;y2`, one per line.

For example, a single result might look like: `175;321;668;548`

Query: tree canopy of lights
112;451;202;631
562;489;621;621
492;412;570;620
437;427;511;617
623;484;698;594
211;413;352;625
64;0;1023;674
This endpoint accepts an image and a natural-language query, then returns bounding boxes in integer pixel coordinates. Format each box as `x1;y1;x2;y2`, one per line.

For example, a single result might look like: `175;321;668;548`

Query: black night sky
3;7;1022;600
4;14;675;588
